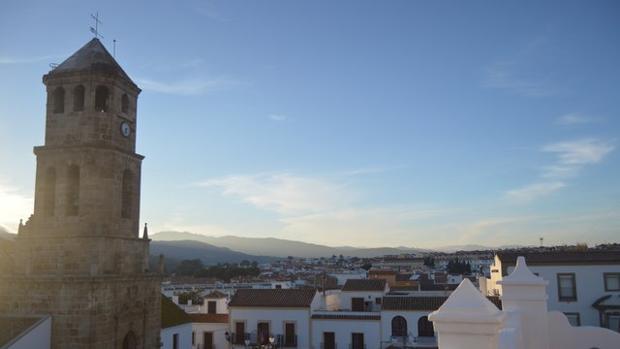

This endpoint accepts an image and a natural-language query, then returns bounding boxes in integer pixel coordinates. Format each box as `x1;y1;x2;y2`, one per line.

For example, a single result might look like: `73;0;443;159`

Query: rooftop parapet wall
430;256;620;349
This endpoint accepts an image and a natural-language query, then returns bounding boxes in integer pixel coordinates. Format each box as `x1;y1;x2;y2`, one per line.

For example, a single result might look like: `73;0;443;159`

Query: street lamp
269;336;275;348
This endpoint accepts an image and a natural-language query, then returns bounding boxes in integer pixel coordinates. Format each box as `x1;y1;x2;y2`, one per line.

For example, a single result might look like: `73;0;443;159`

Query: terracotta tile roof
188;313;229;323
396;273;413;281
369;269;397;275
382;296;502;311
161;296;191;329
342;279;387;291
311;314;381;321
228;289;317;308
498;251;620;266
388;285;419;292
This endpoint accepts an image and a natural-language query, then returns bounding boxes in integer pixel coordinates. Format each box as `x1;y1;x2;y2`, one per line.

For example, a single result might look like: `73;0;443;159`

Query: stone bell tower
0;39;161;348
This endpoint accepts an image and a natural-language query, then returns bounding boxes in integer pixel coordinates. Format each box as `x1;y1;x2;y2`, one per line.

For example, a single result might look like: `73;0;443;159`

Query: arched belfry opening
94;85;109;112
66;165;80;216
53;87;65;113
121;94;129;114
121;169;133;219
43;167;56;216
73;85;85;111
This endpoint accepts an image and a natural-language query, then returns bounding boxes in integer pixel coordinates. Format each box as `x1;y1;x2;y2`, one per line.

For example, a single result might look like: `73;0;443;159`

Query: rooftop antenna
113;39;117;57
539;237;544;248
90;12;104;39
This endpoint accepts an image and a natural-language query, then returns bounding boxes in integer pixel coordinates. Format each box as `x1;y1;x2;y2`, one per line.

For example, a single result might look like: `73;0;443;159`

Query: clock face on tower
120;121;131;137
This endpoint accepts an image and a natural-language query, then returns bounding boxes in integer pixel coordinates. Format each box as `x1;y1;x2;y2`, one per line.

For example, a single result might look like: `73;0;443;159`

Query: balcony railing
194;345;216;349
231;332;296;347
348;345;366;349
230;332;250;345
277;334;298;347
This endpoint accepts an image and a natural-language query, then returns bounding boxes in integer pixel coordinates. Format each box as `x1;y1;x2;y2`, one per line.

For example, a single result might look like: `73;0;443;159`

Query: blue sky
1;0;619;248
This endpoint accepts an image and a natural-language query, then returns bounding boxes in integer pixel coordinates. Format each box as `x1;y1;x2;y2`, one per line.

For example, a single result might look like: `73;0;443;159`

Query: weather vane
90;12;104;39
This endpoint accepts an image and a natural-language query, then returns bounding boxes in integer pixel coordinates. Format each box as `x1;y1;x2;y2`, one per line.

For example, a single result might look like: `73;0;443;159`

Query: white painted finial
430;278;502;321
500;256;547;286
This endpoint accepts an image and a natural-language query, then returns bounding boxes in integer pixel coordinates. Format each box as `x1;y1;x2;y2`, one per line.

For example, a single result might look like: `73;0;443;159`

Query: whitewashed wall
161;323;192;349
311;319;381;349
201;297;228;314
229;308;311;348
339;291;385;311
381;310;432;339
547;311;620;349
192;322;228;349
505;264;620;326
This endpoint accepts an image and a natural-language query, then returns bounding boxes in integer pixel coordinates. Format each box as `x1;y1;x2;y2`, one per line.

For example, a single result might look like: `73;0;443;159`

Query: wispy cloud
505;182;566;202
0;54;60;65
555;113;595;126
196;173;352;214
483;61;556;97
506;138;614;202
136;77;243;95
542;138;614;166
268;114;288;122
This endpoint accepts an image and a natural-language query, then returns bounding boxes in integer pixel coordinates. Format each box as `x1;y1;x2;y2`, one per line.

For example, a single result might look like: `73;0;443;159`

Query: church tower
0;39;161;348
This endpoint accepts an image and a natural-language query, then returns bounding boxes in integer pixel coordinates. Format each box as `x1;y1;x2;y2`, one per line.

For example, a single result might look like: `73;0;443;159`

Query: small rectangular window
351;333;364;349
564;312;581;326
604;273;620;291
376;297;382;305
172;333;178;349
607;314;620;332
557;273;577;302
351;297;364;311
207;301;216;314
235;322;245;345
191;331;195;345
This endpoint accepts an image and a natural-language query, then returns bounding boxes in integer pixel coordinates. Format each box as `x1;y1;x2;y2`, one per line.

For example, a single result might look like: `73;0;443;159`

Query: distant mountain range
152;231;432;258
150;239;279;267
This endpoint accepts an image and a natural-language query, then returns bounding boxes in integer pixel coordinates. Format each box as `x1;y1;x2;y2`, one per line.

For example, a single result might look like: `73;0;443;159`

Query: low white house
228;288;320;348
482;250;620;328
189;313;229;349
311;312;381;349
339;279;389;311
308;279;388;349
201;290;229;314
161;296;193;349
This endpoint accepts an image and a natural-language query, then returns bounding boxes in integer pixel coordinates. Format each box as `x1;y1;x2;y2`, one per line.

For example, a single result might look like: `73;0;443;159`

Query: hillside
152;231;428;258
150;240;279;268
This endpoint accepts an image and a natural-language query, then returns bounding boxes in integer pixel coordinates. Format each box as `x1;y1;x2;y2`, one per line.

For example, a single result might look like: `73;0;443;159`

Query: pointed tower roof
47;38;136;87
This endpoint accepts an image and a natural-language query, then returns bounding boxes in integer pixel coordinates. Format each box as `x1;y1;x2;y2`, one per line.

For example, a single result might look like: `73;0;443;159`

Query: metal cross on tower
90;12;104;39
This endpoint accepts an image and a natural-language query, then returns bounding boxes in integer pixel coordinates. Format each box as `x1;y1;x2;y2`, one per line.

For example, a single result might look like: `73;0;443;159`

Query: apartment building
482;250;620;329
